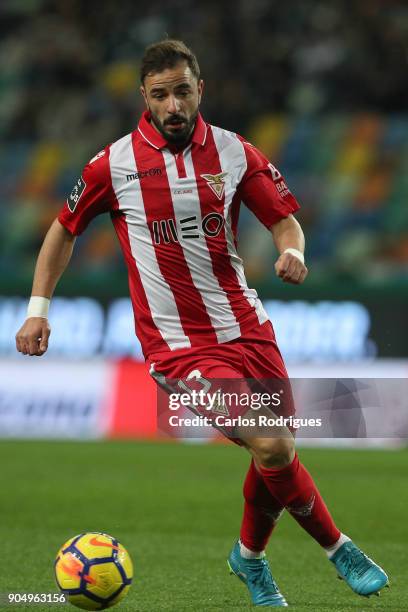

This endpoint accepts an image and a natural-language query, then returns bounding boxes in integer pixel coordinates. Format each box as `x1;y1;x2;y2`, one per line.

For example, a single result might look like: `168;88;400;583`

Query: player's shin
240;459;284;556
258;453;340;547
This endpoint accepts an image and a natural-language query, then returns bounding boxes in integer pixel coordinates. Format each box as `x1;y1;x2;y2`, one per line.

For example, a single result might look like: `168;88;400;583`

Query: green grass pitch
0;441;406;611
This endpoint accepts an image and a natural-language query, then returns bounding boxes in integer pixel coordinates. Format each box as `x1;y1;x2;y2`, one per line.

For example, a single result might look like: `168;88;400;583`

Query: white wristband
283;248;305;264
27;296;50;319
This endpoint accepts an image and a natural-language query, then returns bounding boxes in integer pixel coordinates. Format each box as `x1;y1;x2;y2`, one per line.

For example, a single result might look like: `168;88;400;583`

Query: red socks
240;459;284;552
258;453;340;547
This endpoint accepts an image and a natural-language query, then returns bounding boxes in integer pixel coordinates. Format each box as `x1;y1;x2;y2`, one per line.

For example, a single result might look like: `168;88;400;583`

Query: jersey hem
144;315;271;361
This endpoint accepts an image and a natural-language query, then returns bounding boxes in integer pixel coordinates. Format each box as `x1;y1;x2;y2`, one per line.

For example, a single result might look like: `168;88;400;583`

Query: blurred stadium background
1;3;408;611
1;0;408;444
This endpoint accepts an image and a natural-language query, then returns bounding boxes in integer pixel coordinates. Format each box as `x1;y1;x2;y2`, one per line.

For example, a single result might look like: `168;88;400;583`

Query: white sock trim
324;533;351;558
239;540;266;559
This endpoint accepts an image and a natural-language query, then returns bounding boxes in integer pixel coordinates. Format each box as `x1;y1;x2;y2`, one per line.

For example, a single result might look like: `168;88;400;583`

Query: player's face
141;62;203;146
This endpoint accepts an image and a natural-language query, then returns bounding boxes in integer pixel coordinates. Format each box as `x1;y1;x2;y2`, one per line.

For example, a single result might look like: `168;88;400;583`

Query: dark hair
140;39;200;84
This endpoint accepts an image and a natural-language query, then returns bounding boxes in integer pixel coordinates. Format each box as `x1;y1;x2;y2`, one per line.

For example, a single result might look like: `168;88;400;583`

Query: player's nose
166;94;181;114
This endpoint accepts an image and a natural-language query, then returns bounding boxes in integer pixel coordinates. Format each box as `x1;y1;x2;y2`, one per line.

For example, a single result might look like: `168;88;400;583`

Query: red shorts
148;321;295;443
148;320;287;379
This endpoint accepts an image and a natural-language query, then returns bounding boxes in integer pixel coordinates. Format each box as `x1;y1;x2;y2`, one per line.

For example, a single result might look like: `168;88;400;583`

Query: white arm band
27;296;50;319
283;248;305;265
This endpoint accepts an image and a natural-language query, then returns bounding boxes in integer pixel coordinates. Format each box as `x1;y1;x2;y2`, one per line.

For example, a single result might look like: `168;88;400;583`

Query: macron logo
126;168;162;182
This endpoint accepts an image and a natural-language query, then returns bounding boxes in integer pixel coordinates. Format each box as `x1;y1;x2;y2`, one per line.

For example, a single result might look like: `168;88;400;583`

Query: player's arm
270;214;308;284
15;219;76;356
237;138;308;285
15;146;113;357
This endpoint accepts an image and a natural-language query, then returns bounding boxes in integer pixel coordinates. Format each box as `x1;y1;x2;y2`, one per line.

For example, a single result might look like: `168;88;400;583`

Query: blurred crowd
1;0;408;288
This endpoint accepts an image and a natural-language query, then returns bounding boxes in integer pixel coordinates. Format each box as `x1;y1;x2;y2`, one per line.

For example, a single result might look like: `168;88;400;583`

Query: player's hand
274;252;308;284
15;318;51;356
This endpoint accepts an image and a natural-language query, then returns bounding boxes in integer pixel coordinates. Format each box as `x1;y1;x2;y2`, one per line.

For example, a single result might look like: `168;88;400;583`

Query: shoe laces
339;545;371;580
246;558;279;594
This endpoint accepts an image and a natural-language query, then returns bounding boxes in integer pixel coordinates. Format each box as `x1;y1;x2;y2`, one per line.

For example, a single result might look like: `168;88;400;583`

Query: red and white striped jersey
58;111;300;358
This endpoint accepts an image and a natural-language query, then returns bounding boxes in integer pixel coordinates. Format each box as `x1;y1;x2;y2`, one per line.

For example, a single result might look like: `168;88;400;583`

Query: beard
149;108;198;145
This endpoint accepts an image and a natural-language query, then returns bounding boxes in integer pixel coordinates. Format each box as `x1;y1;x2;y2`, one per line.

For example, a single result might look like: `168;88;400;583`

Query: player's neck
167;141;190;153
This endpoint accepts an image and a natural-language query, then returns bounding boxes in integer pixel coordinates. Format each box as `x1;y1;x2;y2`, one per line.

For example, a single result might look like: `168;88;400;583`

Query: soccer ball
54;532;133;610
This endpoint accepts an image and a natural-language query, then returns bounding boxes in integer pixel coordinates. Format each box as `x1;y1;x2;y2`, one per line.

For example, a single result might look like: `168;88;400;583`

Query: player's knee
252;437;295;468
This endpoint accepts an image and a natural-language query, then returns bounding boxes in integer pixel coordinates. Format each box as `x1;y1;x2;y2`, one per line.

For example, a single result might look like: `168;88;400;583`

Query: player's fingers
21;341;29;355
287;262;306;283
298;266;308;284
274;261;284;277
281;257;301;282
276;255;307;283
274;256;290;277
15;334;22;353
38;324;51;355
15;331;28;354
15;327;24;353
28;334;41;356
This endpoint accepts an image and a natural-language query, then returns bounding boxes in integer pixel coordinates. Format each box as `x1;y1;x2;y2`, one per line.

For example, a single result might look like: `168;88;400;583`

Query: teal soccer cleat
227;541;288;607
330;541;389;597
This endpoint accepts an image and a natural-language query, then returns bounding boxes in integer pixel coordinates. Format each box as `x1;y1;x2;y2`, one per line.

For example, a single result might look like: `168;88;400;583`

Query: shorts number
177;369;211;395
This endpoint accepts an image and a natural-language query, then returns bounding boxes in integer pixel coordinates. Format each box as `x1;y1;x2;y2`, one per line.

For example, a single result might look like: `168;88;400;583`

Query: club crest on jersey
200;172;228;200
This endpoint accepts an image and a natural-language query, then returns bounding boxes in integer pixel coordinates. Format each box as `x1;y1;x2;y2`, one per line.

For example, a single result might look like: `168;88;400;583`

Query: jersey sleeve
58;147;114;235
237;139;300;229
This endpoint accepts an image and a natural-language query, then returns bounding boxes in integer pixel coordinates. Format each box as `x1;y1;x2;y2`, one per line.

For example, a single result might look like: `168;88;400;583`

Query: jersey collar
137;111;207;150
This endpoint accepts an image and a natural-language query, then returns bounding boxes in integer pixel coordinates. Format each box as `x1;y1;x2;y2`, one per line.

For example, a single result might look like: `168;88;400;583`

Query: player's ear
140;85;148;108
197;79;204;103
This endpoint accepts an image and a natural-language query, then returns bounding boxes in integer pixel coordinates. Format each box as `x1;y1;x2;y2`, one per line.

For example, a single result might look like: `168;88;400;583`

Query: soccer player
16;40;388;607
